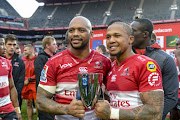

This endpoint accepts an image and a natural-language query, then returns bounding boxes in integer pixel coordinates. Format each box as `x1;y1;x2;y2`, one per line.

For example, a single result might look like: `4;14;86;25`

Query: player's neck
5;52;13;59
44;49;53;57
69;47;91;59
28;54;34;59
116;49;135;66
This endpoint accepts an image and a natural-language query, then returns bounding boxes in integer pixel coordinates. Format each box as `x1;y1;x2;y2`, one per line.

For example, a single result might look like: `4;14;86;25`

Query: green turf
21;100;37;120
20;99;171;120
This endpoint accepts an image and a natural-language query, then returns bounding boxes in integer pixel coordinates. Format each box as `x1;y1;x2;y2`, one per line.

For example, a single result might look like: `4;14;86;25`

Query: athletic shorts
21;82;36;100
0;111;18;120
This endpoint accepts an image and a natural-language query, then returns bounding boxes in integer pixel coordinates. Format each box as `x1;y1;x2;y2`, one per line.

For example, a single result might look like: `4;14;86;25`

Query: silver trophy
77;73;103;110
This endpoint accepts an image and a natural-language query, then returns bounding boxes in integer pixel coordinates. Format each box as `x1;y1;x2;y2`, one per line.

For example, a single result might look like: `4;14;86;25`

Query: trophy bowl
77;73;103;109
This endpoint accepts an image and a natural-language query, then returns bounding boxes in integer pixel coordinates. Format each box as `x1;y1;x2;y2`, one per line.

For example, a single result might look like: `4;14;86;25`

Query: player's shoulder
133;54;158;65
50;49;68;61
0;56;10;62
0;56;11;66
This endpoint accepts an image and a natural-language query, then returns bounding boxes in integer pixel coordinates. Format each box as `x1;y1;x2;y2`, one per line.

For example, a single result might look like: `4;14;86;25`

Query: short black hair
108;20;133;36
133;18;153;37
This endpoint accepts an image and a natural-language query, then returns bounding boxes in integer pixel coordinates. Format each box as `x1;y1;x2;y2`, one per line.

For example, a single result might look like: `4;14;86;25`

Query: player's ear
129;35;134;44
90;31;93;39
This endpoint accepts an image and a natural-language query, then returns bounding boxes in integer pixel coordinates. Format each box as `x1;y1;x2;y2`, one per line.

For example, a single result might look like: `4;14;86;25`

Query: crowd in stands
0;0;180;29
0;0;180;120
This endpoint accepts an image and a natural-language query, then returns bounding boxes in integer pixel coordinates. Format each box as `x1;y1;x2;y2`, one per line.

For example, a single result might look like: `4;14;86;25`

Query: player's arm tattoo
36;87;69;115
118;90;164;120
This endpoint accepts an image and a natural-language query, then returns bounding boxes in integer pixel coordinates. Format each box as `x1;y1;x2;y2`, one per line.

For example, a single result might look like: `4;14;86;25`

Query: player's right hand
68;98;85;118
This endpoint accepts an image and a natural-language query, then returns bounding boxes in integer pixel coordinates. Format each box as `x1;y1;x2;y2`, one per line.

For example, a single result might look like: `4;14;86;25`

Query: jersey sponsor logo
147;62;156;72
137;56;146;62
94;61;103;69
0;81;8;88
79;67;88;73
13;62;19;67
1;62;7;67
120;67;131;76
40;65;48;83
64;90;77;97
109;92;117;99
111;74;117;82
60;63;72;69
111;100;130;108
148;72;161;86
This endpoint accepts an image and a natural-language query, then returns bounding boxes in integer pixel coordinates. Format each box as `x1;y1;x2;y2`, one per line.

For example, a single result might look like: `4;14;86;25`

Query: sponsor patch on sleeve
40;65;48;83
147;61;156;72
148;72;161;87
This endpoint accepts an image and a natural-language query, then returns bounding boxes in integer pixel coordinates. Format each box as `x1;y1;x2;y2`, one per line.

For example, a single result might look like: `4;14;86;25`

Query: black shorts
0;111;18;120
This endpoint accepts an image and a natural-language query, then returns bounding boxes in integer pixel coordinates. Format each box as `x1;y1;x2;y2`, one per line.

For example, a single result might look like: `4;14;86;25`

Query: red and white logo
13;62;19;67
1;62;7;67
60;63;72;69
94;61;103;69
111;74;117;82
79;67;88;73
148;72;161;86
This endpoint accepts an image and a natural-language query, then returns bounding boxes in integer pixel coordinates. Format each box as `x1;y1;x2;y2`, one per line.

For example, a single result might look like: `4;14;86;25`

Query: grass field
21;100;37;120
20;100;170;120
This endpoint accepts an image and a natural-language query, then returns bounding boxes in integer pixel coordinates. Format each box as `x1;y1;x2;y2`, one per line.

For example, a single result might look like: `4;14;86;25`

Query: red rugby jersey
0;56;14;114
106;54;163;109
39;49;111;104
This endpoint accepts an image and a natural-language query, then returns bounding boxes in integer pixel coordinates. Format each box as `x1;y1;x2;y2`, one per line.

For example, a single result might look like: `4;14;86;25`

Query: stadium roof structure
36;0;112;5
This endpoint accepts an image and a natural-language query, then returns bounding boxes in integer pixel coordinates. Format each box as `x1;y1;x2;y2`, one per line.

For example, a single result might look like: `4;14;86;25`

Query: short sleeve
138;60;163;92
39;59;57;86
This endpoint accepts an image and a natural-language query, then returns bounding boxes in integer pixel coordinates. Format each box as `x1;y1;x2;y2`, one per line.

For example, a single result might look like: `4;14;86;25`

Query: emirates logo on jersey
0;81;8;88
109;92;117;99
111;100;130;108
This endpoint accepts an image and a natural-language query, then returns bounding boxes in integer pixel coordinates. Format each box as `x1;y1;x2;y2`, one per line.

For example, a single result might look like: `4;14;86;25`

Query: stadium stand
175;0;180;19
106;0;140;23
27;0;180;28
143;0;172;21
81;1;110;25
0;0;21;17
28;6;55;28
47;4;82;27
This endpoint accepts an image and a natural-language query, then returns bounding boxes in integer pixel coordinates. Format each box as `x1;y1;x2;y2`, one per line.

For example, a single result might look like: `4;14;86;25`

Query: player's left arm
9;77;22;120
95;90;164;120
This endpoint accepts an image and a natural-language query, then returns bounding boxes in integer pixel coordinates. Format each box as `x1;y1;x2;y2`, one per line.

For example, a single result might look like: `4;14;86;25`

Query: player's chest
107;65;138;91
56;60;105;82
0;61;9;76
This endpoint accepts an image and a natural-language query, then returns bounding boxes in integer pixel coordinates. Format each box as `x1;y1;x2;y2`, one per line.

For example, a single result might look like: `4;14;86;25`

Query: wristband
15;107;21;113
110;108;119;119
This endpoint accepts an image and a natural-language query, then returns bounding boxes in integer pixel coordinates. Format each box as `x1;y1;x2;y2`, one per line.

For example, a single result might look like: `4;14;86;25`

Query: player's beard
110;51;122;58
70;39;89;50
